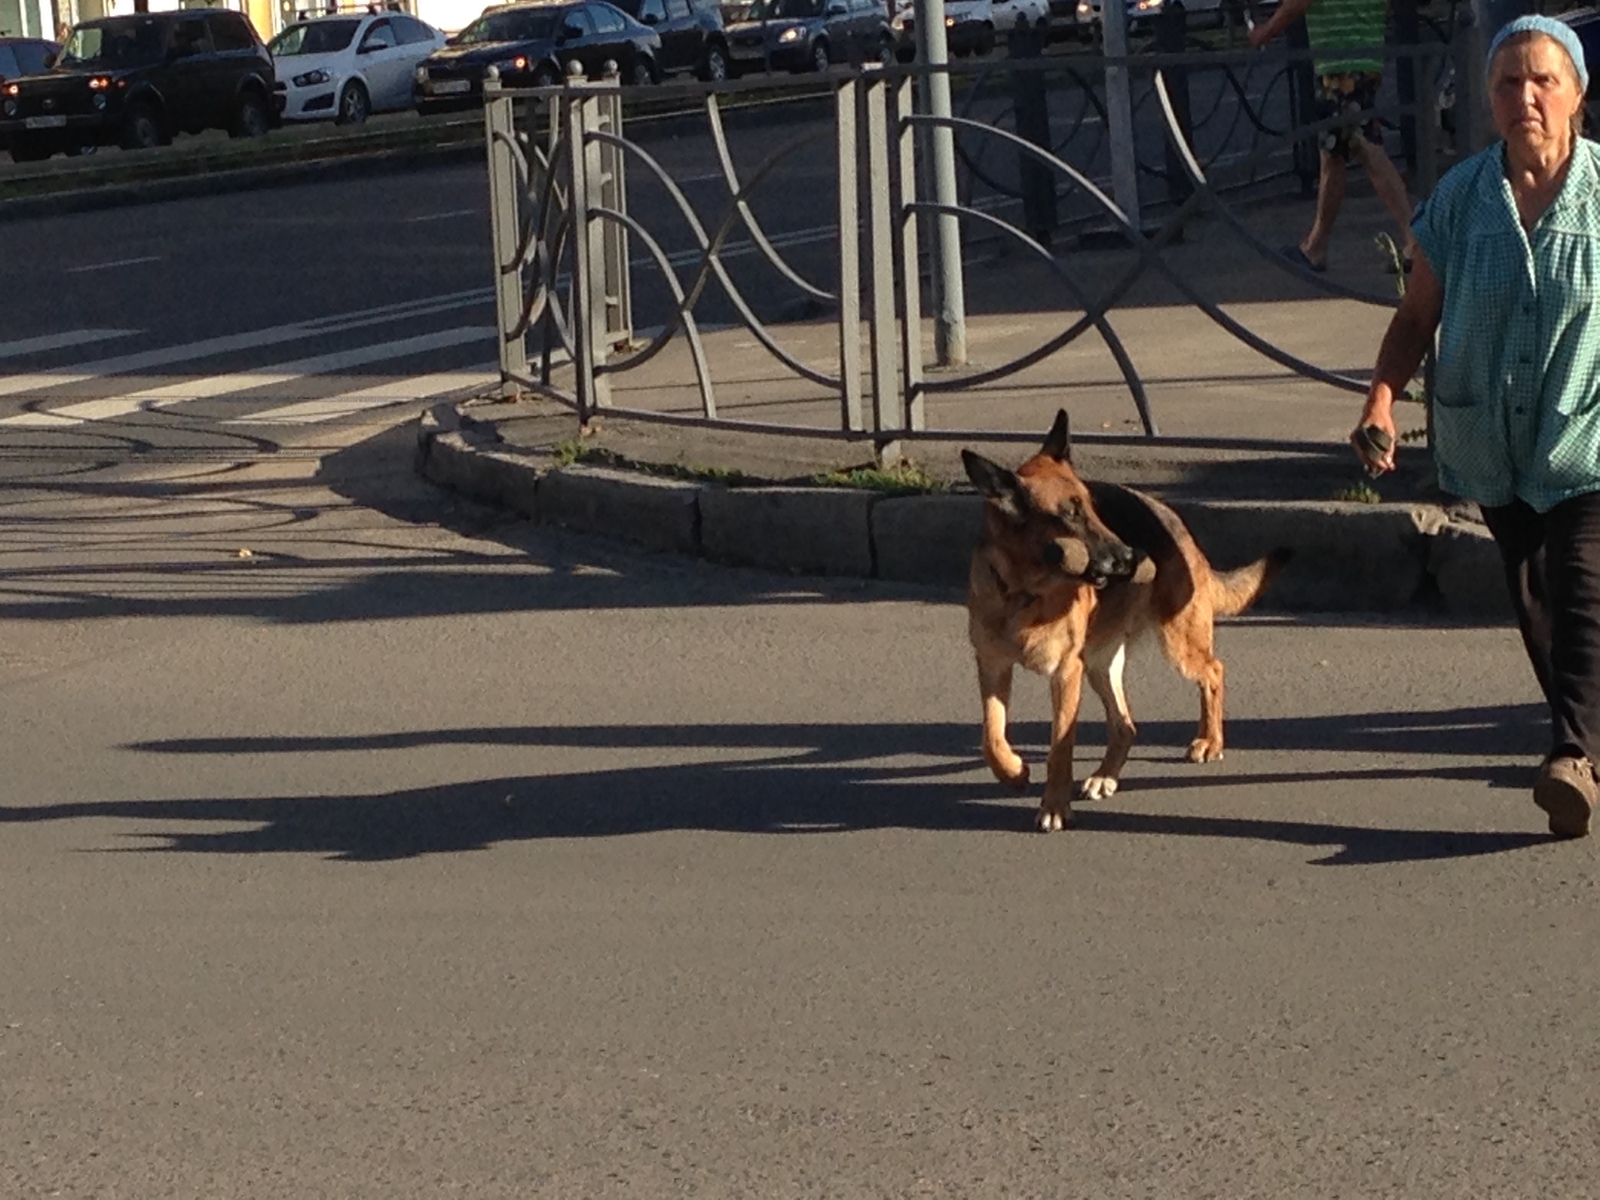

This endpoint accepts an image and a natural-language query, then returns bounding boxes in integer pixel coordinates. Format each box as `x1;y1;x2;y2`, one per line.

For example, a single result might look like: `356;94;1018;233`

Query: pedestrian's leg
1540;492;1600;762
1302;150;1345;268
1354;135;1418;260
1480;500;1556;704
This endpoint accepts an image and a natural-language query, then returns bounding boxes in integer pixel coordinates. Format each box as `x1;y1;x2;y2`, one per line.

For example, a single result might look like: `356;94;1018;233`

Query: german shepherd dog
963;411;1290;832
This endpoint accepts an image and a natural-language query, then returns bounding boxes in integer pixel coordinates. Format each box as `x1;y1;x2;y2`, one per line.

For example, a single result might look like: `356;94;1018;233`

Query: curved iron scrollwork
484;38;1448;455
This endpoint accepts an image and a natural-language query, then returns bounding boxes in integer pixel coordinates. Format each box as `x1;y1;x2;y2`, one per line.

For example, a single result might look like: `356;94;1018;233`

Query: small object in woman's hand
1354;425;1393;476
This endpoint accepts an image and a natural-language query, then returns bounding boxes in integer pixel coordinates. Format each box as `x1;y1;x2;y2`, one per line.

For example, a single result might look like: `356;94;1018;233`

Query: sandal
1280;244;1327;273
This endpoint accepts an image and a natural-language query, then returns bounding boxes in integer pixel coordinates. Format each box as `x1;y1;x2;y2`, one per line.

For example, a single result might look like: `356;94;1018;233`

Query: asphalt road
2;422;1597;1197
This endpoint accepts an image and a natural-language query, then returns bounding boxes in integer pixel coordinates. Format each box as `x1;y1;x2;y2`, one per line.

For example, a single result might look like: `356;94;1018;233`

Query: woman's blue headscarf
1487;14;1590;93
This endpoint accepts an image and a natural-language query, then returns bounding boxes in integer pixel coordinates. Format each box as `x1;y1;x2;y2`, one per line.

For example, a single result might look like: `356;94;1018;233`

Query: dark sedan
413;0;661;113
724;0;892;75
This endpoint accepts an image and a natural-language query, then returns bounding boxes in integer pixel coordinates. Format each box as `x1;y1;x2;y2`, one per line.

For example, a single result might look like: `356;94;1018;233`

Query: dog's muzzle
1046;537;1140;588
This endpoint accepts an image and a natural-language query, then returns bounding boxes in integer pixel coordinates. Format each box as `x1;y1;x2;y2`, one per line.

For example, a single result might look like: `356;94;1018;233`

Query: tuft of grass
1333;481;1382;504
550;437;586;467
812;462;948;496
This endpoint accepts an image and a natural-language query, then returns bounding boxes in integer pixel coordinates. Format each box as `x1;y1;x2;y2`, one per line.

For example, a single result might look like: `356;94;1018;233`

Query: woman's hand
1350;399;1398;475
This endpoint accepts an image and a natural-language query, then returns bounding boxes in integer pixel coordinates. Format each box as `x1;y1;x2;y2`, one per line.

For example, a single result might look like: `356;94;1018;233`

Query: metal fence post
565;66;609;419
484;70;528;398
1100;0;1141;232
598;62;632;348
1154;4;1193;210
1009;24;1056;247
865;73;900;458
912;0;967;367
837;76;865;434
894;76;924;444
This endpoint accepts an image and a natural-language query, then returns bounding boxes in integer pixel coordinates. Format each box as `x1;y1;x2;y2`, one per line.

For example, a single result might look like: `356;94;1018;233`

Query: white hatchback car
270;12;447;125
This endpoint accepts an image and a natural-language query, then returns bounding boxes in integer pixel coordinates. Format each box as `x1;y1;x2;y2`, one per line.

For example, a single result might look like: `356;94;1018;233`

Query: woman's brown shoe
1534;756;1597;839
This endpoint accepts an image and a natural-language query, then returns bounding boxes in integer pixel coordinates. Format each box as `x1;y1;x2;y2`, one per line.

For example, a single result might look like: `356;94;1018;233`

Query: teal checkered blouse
1413;140;1600;513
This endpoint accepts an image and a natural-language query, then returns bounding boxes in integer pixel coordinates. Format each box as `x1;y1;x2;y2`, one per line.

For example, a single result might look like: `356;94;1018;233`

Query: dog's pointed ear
1040;409;1071;463
962;449;1026;518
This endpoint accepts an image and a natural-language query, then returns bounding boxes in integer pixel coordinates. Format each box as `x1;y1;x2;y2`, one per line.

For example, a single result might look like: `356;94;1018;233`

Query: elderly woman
1355;16;1600;837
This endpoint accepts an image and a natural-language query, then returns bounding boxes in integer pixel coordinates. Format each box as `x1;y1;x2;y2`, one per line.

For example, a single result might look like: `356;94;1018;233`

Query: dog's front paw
1079;774;1119;800
1186;737;1224;763
1035;804;1071;832
985;748;1031;791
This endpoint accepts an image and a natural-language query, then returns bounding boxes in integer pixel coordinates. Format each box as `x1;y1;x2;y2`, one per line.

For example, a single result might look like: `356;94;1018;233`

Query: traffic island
415;400;1508;618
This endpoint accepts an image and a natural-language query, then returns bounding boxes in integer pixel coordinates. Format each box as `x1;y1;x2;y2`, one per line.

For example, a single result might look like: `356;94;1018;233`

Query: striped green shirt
1303;0;1386;75
1413;141;1600;513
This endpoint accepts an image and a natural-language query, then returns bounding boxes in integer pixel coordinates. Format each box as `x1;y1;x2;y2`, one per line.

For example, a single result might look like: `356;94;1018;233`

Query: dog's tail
1209;548;1294;617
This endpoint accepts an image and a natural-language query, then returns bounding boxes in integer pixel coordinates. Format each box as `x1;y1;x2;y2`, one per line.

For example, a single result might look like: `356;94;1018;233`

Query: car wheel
8;135;54;163
335;80;370;127
701;43;729;82
876;36;894;65
230;91;270;140
119;102;166;151
631;57;656;86
810;39;829;72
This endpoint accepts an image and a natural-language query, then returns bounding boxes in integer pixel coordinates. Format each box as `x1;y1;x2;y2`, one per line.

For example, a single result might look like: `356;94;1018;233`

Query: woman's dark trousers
1481;492;1600;762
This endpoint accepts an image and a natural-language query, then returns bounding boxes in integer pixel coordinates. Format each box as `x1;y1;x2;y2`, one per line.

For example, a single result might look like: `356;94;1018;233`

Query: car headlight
1076;1;1090;12
778;25;802;41
415;65;429;83
1134;0;1160;10
494;55;530;73
292;68;331;87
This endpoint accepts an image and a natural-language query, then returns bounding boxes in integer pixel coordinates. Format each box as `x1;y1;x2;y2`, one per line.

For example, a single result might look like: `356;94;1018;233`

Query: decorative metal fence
483;36;1453;457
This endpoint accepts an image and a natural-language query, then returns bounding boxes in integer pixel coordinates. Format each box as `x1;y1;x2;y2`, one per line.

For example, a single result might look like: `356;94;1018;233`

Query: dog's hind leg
1040;660;1086;832
1159;611;1225;763
1081;642;1136;799
977;655;1030;791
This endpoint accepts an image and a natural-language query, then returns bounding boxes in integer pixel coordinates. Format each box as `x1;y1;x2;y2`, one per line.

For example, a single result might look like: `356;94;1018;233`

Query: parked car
0;10;275;161
1074;0;1219;35
0;36;58;159
414;0;661;112
609;0;730;79
989;0;1049;34
270;12;445;125
890;0;995;60
724;0;894;75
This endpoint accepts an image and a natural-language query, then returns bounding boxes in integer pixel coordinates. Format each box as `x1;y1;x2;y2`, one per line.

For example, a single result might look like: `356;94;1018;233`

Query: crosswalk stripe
233;366;500;425
0;328;497;428
0;288;492;400
0;330;139;361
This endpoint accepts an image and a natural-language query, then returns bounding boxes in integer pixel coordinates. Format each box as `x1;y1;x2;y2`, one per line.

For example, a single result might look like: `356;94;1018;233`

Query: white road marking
405;209;480;223
0;287;492;400
232;365;499;425
0;330;139;360
63;256;163;274
0;327;496;427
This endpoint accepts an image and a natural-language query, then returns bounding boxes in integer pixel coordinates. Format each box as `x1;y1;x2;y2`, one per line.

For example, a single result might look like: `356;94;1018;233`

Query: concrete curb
415;404;1506;618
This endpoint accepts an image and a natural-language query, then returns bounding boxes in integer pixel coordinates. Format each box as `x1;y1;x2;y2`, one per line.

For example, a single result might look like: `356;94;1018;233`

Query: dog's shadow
0;703;1553;865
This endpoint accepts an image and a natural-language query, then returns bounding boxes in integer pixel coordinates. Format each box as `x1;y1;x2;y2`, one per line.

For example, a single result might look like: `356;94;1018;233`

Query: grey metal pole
1100;0;1141;234
912;0;966;367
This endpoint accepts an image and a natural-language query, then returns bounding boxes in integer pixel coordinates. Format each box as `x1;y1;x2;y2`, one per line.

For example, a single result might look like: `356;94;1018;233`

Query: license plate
24;115;67;129
430;79;469;95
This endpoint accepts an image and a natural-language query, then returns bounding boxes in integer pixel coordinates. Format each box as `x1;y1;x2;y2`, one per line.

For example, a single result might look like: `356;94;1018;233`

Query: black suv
0;10;276;161
609;0;729;80
724;0;892;75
